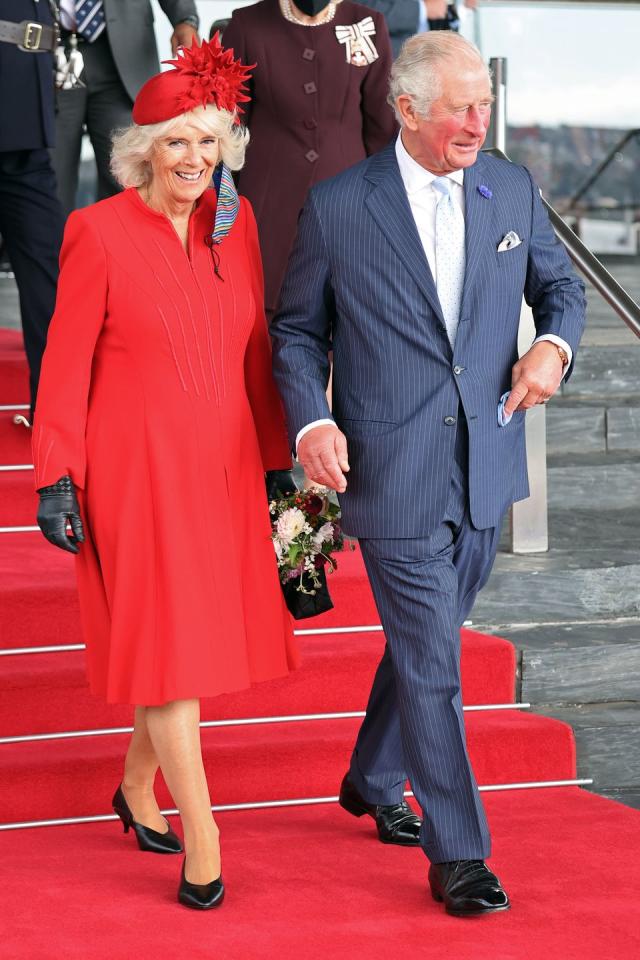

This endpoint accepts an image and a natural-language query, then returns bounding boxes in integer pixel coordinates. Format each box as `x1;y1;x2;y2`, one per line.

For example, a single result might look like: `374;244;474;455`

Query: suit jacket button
453;365;464;375
302;48;315;60
444;416;457;425
305;150;319;163
303;81;317;94
304;118;318;130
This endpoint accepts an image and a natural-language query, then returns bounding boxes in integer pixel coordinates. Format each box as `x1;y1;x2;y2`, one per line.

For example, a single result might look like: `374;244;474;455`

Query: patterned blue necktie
433;176;466;348
75;0;106;42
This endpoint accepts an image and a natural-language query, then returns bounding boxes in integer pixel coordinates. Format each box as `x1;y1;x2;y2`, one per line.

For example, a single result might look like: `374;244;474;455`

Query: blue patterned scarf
210;164;240;246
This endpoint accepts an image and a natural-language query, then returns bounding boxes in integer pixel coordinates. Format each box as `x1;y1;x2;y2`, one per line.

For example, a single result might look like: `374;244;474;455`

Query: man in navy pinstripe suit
271;32;585;916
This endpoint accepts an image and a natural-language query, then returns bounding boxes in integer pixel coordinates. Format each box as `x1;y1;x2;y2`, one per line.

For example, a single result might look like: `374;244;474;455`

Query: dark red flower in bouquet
132;33;254;125
304;494;324;516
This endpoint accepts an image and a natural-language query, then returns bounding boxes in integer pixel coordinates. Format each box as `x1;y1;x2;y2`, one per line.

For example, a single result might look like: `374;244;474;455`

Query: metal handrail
562;128;640;215
485;147;640;342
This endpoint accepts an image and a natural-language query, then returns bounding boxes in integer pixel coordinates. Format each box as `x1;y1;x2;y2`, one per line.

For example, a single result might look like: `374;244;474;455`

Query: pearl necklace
280;0;337;27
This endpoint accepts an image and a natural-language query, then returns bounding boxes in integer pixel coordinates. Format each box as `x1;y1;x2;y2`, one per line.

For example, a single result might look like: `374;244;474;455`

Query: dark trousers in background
0;150;64;417
349;423;503;863
53;32;132;218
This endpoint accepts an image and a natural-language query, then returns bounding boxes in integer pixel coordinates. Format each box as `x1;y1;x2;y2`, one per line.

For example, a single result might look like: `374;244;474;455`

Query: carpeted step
2;788;637;960
0;710;576;824
0;412;31;464
0;629;516;737
0;469;36;526
0;538;381;650
0;330;29;405
0;534;80;649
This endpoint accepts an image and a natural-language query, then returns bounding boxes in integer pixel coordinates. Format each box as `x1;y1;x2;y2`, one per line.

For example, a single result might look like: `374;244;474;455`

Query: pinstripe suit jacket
270;143;586;538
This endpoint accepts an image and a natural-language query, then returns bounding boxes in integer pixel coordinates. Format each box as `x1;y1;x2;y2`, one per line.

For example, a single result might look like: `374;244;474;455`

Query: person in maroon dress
32;37;298;911
222;0;397;318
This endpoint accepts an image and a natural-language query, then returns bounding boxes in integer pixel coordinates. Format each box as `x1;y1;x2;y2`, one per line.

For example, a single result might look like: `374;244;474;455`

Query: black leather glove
37;475;85;554
265;469;297;502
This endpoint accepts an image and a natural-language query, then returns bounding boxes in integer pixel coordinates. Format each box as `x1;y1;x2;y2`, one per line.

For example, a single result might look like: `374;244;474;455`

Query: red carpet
0;627;515;736
0;330;29;404
2;328;639;957
0;710;576;824
0;411;32;463
1;789;640;960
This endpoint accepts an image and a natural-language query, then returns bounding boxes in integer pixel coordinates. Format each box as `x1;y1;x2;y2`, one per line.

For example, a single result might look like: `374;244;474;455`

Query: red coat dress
223;0;396;314
33;188;298;705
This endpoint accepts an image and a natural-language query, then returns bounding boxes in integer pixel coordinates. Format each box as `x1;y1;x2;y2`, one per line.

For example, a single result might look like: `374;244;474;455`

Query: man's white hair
110;104;249;188
388;32;490;125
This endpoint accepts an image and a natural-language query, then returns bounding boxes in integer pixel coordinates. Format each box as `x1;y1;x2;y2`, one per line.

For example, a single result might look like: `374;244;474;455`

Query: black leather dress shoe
178;859;225;910
339;773;422;846
112;784;183;854
429;860;510;916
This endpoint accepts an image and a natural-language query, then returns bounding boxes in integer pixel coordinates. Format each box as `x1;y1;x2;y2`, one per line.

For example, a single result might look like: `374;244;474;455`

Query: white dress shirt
295;132;571;451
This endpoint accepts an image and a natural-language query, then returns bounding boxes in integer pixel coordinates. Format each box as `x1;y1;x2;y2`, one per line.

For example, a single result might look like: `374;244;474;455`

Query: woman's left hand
266;469;297;502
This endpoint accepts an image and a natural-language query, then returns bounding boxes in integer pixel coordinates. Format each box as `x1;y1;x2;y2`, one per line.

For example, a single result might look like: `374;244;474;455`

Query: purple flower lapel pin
477;184;493;199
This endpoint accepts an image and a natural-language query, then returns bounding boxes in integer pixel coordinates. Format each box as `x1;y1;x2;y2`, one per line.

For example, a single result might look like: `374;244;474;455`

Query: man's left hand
505;341;565;416
170;24;199;54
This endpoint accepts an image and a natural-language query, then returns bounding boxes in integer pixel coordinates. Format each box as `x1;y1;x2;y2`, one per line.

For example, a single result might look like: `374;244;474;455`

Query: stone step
546;405;640;455
599;787;640;811
538;702;640;791
561;346;640;400
476;509;640;625
547;461;640;509
498;620;640;707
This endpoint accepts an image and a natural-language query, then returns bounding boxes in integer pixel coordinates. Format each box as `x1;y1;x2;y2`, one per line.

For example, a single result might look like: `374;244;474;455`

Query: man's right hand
297;425;350;493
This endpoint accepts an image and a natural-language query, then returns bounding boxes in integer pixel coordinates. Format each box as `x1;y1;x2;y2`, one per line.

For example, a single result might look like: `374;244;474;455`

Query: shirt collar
395;132;464;195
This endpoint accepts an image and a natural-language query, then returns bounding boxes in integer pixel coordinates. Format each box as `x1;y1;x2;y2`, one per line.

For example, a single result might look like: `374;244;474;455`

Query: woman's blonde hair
110;104;250;188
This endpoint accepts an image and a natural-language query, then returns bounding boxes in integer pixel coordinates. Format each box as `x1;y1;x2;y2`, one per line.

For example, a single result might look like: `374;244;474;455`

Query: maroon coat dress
223;0;396;314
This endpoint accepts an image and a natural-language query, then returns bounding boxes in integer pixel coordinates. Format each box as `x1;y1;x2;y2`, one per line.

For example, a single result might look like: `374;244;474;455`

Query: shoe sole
379;834;422;847
178;892;225;910
431;891;511;916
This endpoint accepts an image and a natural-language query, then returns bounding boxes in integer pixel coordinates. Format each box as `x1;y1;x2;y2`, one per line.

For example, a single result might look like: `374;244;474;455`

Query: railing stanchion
487;58;550;553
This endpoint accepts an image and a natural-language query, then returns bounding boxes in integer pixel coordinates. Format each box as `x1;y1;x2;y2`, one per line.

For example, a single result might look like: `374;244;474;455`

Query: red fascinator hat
132;33;253;126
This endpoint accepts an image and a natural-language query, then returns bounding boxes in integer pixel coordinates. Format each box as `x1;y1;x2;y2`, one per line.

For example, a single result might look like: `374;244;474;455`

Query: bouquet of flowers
269;487;351;620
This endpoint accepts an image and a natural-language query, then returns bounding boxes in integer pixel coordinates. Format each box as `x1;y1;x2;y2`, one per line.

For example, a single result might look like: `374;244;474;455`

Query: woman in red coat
222;0;397;317
33;38;297;910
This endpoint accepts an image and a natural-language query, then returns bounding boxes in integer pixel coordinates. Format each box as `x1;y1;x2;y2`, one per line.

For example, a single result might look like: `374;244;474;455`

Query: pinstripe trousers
349;425;503;863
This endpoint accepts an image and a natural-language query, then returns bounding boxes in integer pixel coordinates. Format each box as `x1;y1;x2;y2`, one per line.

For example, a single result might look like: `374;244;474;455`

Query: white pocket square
497;231;522;252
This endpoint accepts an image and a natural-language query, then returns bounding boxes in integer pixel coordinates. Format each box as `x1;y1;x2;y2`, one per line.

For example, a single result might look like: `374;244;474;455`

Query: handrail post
488;57;507;152
486;57;550;553
511;304;549;554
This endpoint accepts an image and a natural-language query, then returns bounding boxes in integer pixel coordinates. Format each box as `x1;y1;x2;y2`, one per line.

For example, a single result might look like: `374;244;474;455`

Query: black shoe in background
339;772;422;846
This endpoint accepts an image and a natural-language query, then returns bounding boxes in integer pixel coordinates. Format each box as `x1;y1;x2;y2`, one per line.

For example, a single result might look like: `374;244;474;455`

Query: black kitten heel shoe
178;859;225;910
112;784;183;854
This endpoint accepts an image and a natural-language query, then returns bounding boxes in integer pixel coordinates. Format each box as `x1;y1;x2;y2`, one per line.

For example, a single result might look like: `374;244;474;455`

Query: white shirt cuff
295;419;336;455
533;334;572;378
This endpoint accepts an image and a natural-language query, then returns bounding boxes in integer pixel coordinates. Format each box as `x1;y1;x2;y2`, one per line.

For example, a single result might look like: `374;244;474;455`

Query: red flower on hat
162;33;254;118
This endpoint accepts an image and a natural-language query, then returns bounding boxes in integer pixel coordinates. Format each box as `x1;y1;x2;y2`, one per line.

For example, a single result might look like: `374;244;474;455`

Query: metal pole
488;57;507;152
511;304;549;554
487;59;549;553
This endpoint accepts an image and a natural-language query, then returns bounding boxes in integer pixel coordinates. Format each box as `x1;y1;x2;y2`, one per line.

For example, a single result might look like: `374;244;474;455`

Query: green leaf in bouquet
288;543;303;567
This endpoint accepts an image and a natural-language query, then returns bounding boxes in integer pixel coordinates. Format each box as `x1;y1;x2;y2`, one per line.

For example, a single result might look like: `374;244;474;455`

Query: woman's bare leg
121;706;167;833
145;698;220;884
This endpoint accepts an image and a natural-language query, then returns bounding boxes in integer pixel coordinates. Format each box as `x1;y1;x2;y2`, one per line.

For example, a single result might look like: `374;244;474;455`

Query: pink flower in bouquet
313;522;334;550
